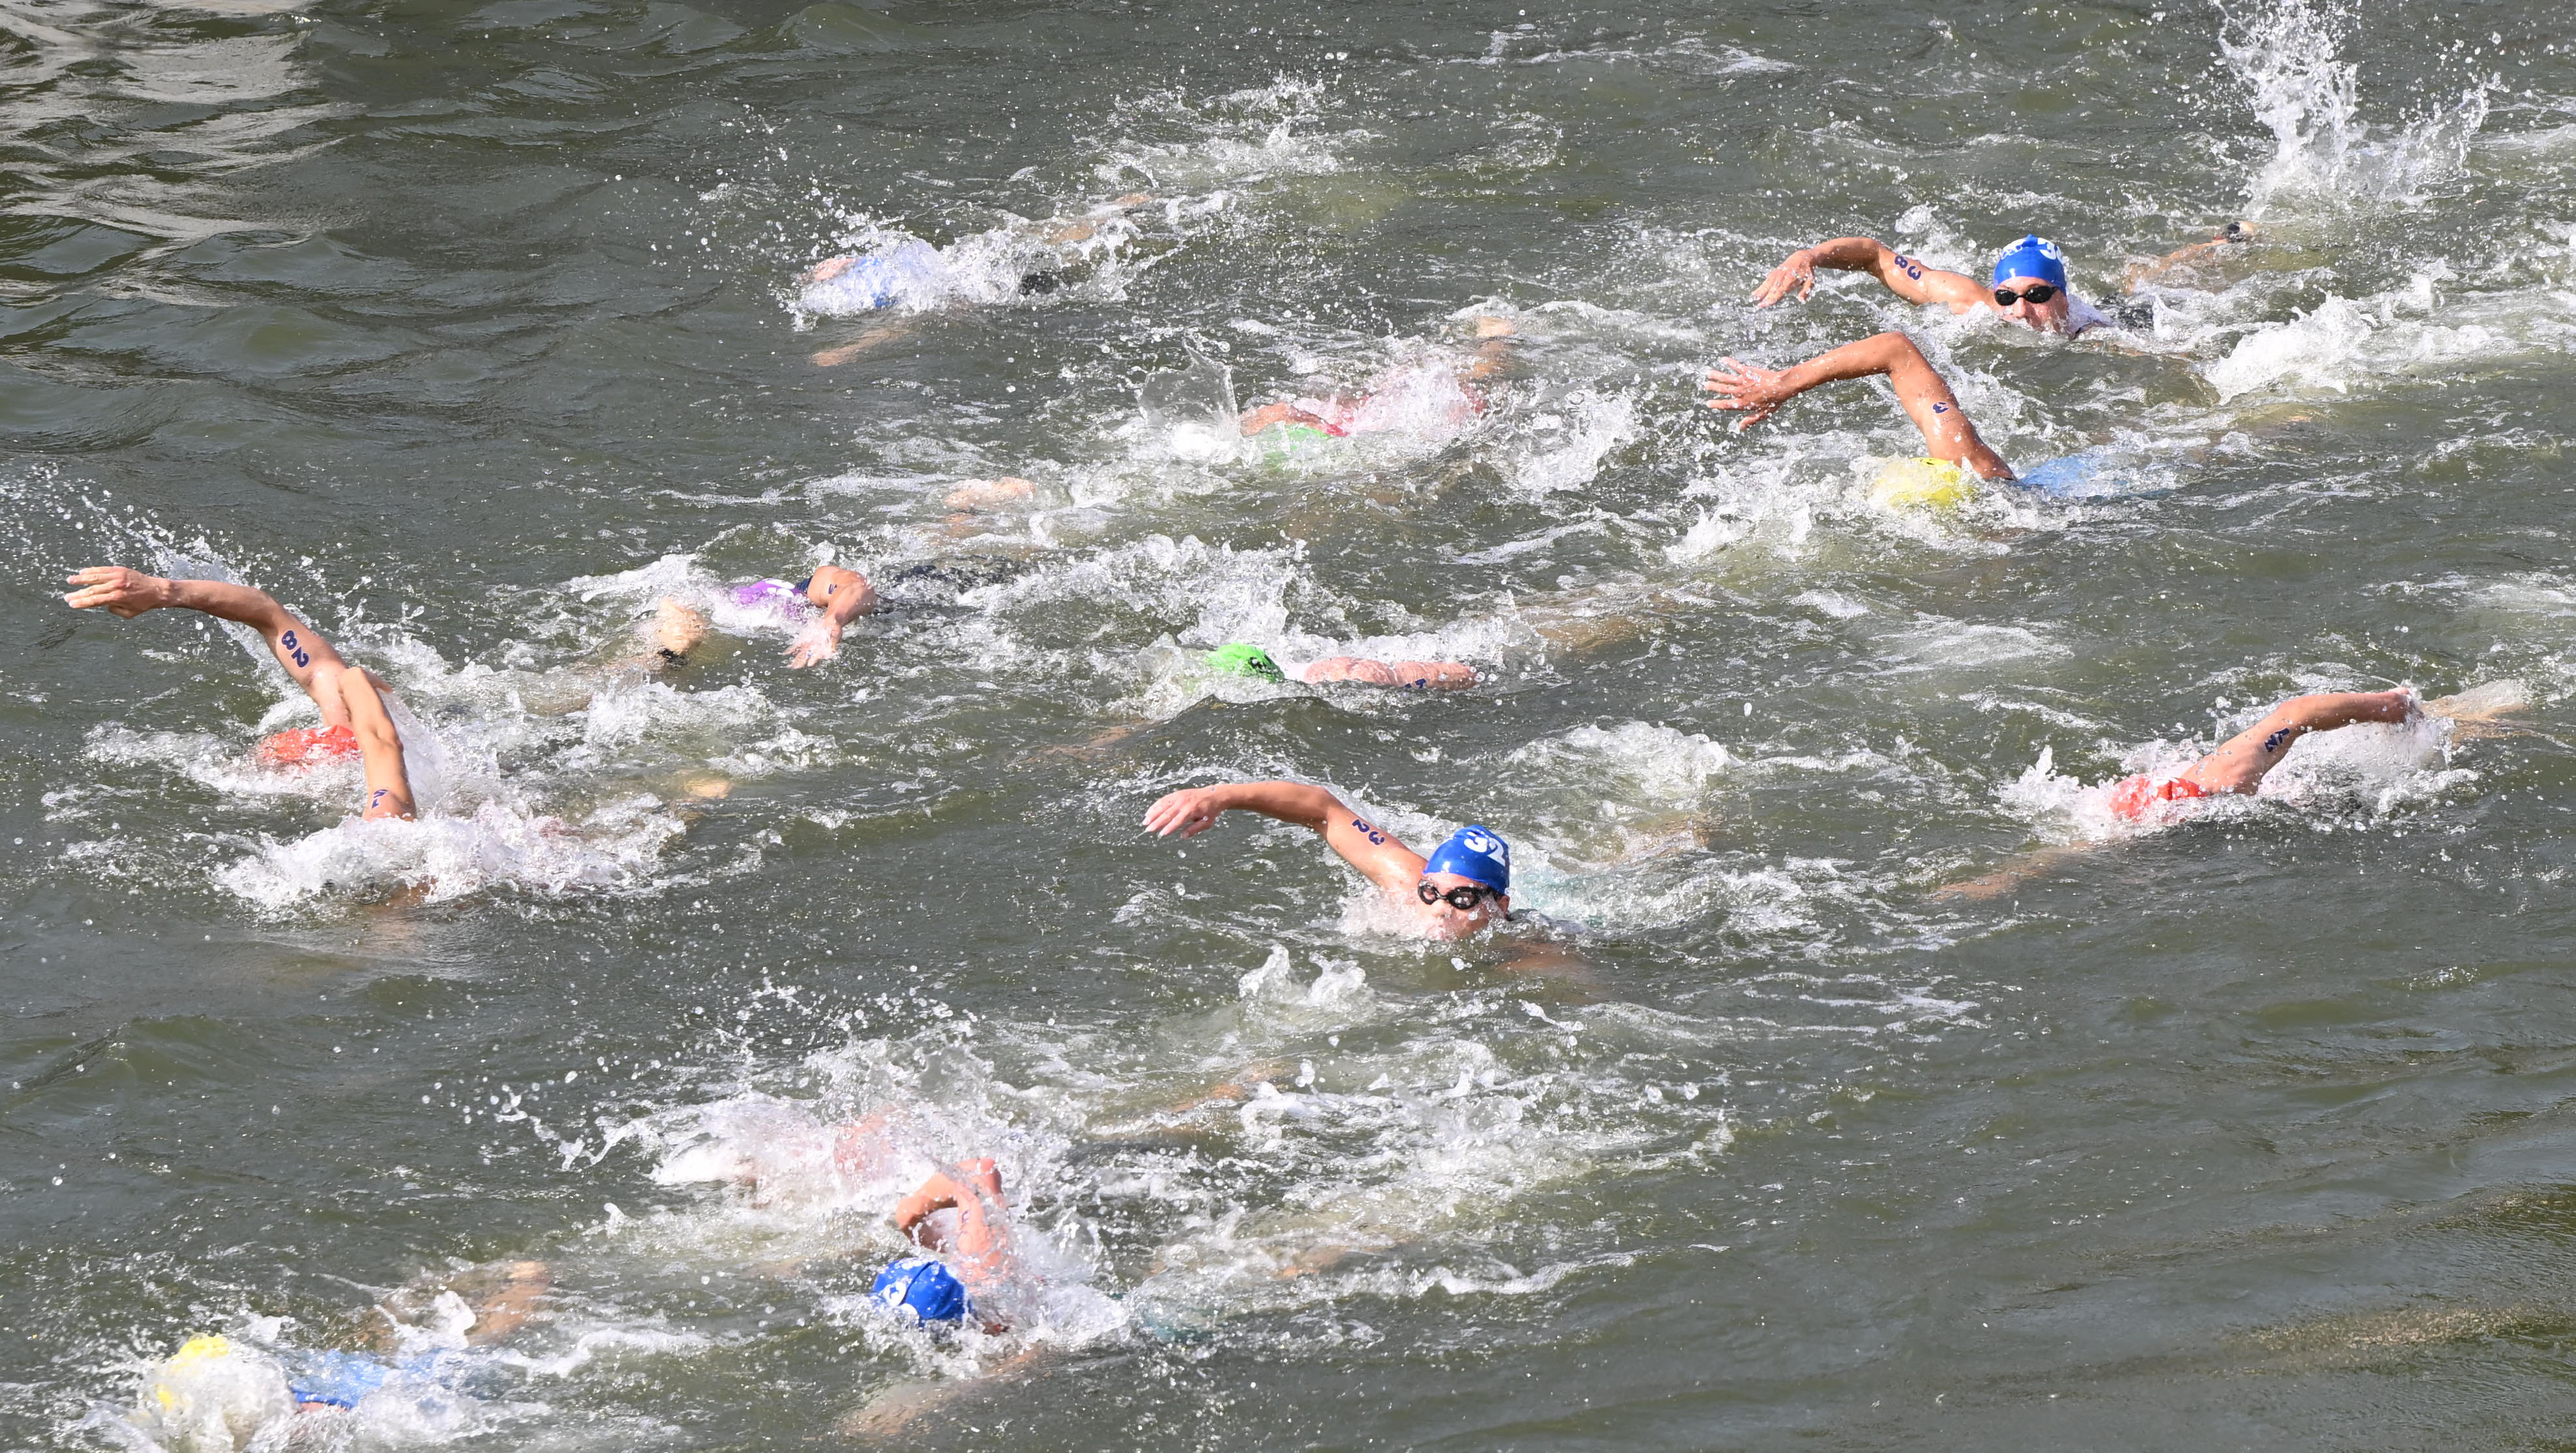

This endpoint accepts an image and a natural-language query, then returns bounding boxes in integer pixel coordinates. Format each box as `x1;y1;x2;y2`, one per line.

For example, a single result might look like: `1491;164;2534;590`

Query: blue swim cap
1990;234;2069;290
1424;825;1510;893
871;1257;969;1325
288;1351;393;1409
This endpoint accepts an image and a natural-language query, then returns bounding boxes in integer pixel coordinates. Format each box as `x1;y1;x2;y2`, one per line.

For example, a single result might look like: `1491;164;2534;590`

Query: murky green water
6;0;2576;1446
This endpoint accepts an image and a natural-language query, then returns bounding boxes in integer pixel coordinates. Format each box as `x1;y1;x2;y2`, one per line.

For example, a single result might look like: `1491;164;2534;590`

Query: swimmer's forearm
155;578;293;631
1210;781;1343;831
1797;236;1889;271
1775;333;1911;393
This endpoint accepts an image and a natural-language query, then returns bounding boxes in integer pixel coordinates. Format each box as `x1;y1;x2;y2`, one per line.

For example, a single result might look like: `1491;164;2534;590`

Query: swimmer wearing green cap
1204;642;1476;691
1144;781;1512;940
1748;226;2254;337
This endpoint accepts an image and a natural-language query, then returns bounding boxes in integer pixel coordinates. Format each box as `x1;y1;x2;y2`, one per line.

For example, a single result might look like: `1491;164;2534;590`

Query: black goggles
1992;284;2059;307
1417;880;1501;911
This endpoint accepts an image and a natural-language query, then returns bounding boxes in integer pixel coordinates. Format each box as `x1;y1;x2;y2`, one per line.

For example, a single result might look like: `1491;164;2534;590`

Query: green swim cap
1205;642;1285;682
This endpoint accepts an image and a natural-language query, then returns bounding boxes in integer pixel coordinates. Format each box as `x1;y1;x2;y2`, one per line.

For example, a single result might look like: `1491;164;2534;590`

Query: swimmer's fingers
1748;259;1814;308
64;567;168;616
1143;789;1221;839
785;623;840;669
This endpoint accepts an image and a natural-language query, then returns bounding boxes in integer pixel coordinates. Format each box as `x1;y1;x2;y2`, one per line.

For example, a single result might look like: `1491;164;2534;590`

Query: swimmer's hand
1700;358;1794;430
1143;786;1231;839
805;254;855;284
1750;248;1820;308
65;566;177;618
786;619;841;669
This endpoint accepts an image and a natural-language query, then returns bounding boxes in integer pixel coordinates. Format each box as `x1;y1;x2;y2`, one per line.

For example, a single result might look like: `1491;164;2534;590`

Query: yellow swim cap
1868;457;1978;511
170;1335;233;1367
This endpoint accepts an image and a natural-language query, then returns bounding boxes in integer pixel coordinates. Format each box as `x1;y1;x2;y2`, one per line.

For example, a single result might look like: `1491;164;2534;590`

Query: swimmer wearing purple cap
651;563;877;670
1143;781;1512;940
1748;225;2254;337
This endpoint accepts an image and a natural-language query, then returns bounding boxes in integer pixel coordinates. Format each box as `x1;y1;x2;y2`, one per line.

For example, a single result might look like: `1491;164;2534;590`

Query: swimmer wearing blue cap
1749;226;2254;337
1143;781;1512;940
66;567;419;820
876;1158;1013;1334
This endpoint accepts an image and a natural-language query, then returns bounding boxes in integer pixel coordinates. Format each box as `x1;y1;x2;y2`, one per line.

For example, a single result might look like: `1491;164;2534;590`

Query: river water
4;0;2573;1446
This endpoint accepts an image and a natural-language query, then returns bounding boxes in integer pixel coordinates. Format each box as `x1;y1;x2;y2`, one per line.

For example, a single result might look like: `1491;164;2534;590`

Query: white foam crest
2205;270;2576;400
213;796;687;906
2221;0;2489;212
1877;616;2064;674
1094;78;1351;193
1502;387;1638;496
1126;1023;1677;1326
614;1034;1124;1373
965;532;1323;654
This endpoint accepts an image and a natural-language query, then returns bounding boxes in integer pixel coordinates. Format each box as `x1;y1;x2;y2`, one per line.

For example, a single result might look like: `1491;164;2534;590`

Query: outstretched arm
2123;222;2253;292
1700;331;2013;480
68;567;415;818
2176;689;2416;796
1939;686;2449;901
68;567;352;717
1143;780;1428;893
786;564;878;668
1300;657;1476;690
1751;237;1988;310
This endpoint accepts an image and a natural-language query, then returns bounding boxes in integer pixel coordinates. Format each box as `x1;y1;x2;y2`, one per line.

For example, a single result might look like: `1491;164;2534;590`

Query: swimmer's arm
1932;843;2100;901
1142;781;1427;893
338;668;416;820
1240;401;1337;436
1701;332;2012;480
66;567;357;717
1300;657;1477;690
2121;222;2253;292
895;1161;1009;1280
786;565;878;669
1752;237;1983;310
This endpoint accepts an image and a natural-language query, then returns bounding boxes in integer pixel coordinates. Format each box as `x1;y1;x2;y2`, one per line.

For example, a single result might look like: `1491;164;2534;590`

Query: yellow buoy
1868;457;1979;511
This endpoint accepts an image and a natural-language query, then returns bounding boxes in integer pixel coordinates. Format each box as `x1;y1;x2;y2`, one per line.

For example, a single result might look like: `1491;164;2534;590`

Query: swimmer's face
1993;275;2072;331
1416;872;1508;939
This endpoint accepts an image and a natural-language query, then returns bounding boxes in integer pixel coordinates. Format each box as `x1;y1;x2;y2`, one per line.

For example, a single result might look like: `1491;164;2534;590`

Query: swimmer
882;1158;1015;1335
648;563;876;670
1238;316;1518;443
1941;683;2527;899
1205;641;1476;691
65;567;417;820
1750;227;2256;337
1143;781;1513;940
136;1259;552;1441
1700;331;2015;496
803;194;1158;367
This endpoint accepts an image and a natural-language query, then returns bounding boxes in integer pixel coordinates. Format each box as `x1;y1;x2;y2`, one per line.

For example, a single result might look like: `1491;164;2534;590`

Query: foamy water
11;0;2576;1449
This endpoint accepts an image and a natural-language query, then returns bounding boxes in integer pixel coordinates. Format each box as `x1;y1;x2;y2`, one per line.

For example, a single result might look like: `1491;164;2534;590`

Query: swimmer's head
1419;825;1511;936
1205;642;1287;683
1990;235;2073;327
871;1257;970;1326
1991;235;2069;290
258;725;360;768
